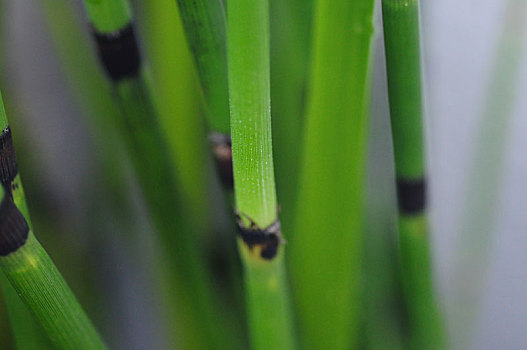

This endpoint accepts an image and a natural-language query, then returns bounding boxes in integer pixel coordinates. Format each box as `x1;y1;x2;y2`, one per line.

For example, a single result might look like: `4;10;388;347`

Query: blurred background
1;0;526;349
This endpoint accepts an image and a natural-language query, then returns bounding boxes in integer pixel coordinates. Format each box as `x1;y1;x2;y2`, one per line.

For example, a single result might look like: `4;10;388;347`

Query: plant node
396;177;426;215
0;193;28;256
0;126;18;187
235;210;284;260
209;132;233;188
92;23;141;81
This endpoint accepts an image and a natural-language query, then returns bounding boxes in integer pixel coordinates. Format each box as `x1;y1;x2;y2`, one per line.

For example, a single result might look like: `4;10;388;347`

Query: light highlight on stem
227;0;296;348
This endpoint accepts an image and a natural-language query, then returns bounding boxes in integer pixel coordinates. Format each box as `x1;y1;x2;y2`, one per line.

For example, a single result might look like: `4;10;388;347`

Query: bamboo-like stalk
173;0;236;193
0;93;107;350
381;1;444;349
227;0;296;349
174;0;229;135
289;0;375;349
81;1;240;349
141;1;247;346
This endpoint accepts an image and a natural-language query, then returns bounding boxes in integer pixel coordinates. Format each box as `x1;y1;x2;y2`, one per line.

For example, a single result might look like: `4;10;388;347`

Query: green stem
270;0;313;226
1;233;106;350
289;0;375;349
0;93;107;350
174;0;235;192
381;1;444;348
174;0;229;134
227;0;296;348
0;274;48;350
80;1;242;348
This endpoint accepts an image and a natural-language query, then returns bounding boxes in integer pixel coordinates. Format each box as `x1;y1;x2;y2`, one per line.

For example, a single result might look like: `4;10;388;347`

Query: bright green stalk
289;0;375;349
174;0;229;134
228;0;296;349
84;0;131;33
0;234;106;350
382;1;443;349
0;94;107;350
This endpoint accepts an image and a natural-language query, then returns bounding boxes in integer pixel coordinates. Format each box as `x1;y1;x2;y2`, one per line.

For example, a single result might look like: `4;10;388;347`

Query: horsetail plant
81;1;240;349
381;1;444;348
168;0;246;330
174;0;233;189
0;92;107;350
228;0;296;349
289;0;375;349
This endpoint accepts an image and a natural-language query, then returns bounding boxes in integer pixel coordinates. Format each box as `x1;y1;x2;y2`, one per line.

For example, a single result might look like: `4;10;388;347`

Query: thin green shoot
227;0;296;348
382;1;444;348
79;1;242;348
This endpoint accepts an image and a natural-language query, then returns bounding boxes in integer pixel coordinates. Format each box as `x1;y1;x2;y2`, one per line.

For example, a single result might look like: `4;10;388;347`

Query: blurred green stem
382;0;444;348
289;0;375;348
228;0;296;348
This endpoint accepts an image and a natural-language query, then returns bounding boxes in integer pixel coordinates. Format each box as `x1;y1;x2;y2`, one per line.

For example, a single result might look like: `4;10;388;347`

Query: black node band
93;23;141;81
0;127;18;185
209;132;233;189
235;212;282;260
396;177;426;215
0;194;29;256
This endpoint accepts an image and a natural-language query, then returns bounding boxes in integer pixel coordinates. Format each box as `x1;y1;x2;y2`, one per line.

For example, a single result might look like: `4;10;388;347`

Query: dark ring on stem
0;126;18;187
93;23;142;82
209;132;233;189
0;193;29;256
396;177;426;215
235;211;283;260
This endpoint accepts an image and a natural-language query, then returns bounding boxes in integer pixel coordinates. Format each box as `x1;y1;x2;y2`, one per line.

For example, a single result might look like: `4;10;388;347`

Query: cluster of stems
0;0;450;348
82;0;242;349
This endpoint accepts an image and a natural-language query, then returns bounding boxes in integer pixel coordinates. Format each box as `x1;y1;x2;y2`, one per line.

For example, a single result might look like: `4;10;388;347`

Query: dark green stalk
0;93;107;350
270;0;312;226
381;1;444;348
81;1;240;348
81;0;185;257
174;0;229;134
173;0;236;194
289;0;375;349
227;0;296;348
168;2;252;344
